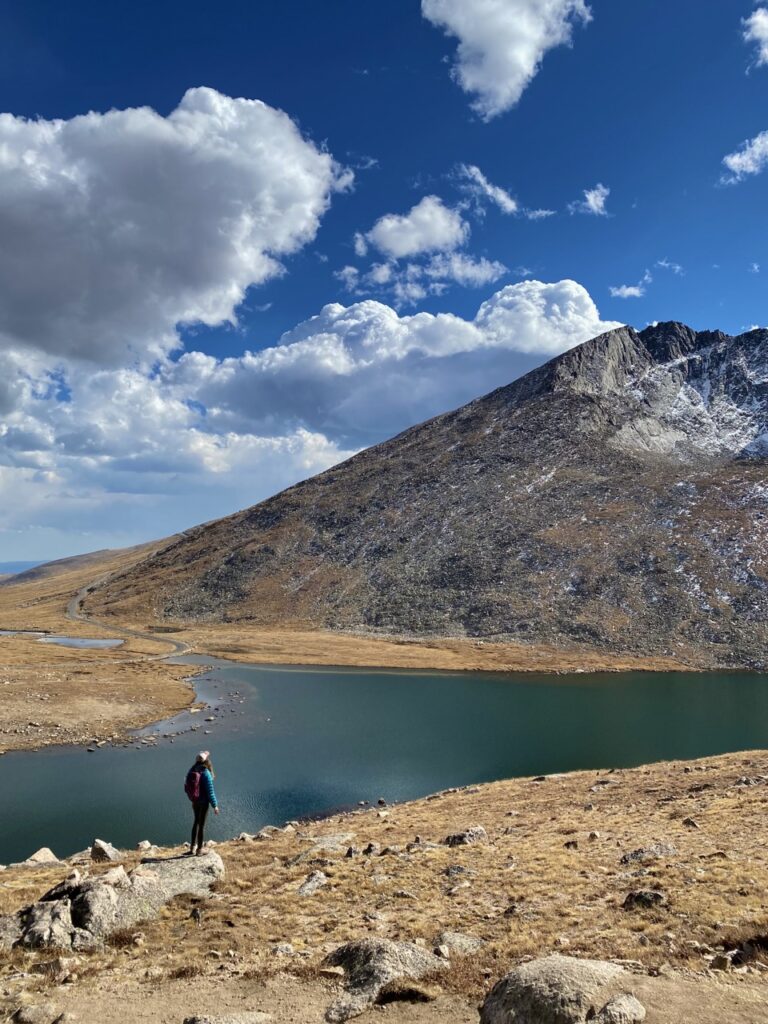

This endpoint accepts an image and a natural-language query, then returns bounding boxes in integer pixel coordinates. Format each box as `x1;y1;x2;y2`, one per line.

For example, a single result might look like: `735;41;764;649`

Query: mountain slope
85;322;768;668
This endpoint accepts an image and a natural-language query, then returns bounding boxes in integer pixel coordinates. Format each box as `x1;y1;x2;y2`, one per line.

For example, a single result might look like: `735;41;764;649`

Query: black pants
191;800;210;851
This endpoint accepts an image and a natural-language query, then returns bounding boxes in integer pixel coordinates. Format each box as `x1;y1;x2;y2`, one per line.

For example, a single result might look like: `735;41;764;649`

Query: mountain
85;322;768;669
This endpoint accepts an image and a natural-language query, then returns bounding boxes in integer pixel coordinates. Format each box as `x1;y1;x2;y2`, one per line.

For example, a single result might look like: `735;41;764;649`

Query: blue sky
0;0;766;559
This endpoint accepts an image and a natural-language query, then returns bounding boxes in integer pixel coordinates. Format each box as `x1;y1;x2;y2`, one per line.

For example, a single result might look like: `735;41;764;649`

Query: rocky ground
4;750;768;1022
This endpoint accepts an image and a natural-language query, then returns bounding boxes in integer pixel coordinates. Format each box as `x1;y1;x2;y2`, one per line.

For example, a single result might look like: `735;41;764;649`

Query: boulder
323;938;447;1022
480;954;645;1024
90;839;121;863
11;852;224;950
443;826;488;847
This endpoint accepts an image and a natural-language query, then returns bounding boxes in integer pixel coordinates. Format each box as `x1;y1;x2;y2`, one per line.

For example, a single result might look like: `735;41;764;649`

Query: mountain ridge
83;321;768;669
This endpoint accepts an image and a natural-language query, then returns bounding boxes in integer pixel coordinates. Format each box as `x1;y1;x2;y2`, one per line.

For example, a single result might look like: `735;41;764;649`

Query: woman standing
185;751;220;855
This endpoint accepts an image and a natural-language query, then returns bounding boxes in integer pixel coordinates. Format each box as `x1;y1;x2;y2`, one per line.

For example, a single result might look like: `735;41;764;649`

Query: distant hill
84;322;768;669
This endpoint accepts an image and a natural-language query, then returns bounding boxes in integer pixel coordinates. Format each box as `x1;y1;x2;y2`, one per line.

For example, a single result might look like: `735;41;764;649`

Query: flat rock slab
481;954;645;1024
5;852;224;951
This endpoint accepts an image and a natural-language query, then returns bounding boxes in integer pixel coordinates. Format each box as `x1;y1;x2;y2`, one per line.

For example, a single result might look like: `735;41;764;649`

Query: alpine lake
2;654;768;864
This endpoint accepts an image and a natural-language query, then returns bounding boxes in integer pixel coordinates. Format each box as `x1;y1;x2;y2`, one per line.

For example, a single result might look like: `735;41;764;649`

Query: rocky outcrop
323;938;447;1022
83;322;768;669
2;852;224;951
480;954;646;1024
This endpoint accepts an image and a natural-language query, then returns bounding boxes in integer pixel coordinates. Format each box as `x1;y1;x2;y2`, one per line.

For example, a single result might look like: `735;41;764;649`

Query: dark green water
2;657;768;864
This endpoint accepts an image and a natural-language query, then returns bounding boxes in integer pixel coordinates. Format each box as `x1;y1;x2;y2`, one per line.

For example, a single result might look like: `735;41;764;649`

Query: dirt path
66;572;192;660
37;970;768;1024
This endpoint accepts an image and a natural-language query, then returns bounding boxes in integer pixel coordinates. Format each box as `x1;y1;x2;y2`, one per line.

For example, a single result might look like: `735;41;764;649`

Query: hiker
185;750;220;855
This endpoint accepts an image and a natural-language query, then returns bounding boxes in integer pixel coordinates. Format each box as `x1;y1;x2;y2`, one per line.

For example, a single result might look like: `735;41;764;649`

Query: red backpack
185;766;203;802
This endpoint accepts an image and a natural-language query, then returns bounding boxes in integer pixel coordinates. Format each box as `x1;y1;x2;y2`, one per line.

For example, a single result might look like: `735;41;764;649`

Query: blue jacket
192;766;218;808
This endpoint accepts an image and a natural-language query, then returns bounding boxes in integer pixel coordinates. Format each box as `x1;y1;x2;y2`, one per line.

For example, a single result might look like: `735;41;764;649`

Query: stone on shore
90;839;121;863
23;848;60;866
480;954;645;1024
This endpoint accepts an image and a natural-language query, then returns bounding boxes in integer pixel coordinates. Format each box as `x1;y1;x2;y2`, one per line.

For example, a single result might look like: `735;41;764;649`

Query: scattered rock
443;825;488;847
595;994;647;1023
298;870;328;897
619;843;677;865
323;938;447;1022
90;839;121;863
588;831;601;841
710;953;732;972
681;817;700;829
435;930;485;955
182;1016;273;1024
622;890;665;911
270;943;295;957
480;954;645;1024
136;840;153;851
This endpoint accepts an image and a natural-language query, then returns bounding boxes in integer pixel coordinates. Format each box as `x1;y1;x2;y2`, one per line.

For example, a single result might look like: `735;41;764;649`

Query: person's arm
203;769;219;811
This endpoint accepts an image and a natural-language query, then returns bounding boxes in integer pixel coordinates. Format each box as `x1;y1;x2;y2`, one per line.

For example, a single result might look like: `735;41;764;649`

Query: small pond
36;636;124;649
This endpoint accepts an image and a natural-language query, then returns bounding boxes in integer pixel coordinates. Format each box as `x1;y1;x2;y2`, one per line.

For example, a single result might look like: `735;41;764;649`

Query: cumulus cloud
458;164;518;214
744;7;768;67
722;130;768;182
172;278;621;440
346;194;506;306
0;87;349;365
364;195;469;259
0;279;620;557
568;182;610;216
422;0;592;119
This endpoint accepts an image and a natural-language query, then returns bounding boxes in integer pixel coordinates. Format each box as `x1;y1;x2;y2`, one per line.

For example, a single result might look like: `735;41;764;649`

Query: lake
2;656;768;864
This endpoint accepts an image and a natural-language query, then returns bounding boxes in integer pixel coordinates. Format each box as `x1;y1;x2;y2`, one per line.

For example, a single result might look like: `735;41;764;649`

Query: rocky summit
86;322;768;669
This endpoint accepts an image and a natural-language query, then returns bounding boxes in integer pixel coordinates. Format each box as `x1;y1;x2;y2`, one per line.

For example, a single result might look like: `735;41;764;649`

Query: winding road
63;572;193;662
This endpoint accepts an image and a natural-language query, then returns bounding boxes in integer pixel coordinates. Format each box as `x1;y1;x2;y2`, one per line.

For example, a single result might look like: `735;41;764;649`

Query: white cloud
722;130;768;182
610;284;645;299
364;195;469;259
655;257;684;275
568;182;610;216
524;208;556;220
422;0;592;120
0;87;349;365
458;163;518;213
744;7;768;67
0;279;620;557
423;252;507;286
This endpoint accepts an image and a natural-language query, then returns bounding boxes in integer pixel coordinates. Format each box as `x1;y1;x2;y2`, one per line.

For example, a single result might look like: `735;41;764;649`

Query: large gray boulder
10;853;224;950
323;938;447;1022
480;955;645;1024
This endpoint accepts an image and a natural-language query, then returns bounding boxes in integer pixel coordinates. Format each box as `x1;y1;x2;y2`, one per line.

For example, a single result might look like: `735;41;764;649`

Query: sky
0;0;766;560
